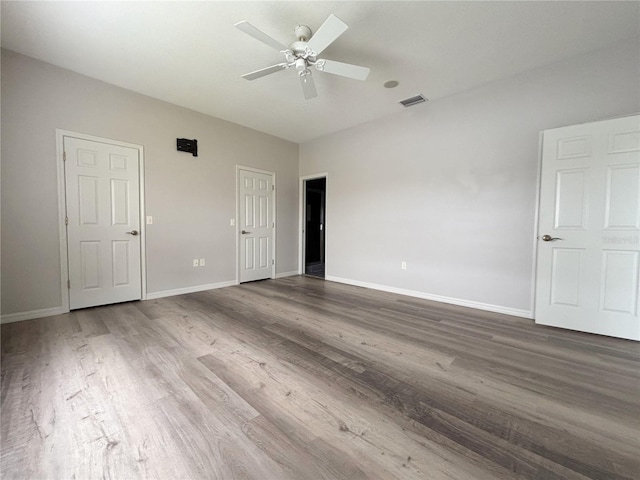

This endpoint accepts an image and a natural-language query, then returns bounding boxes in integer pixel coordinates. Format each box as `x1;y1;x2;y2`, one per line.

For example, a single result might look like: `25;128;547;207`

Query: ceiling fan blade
300;73;317;100
306;14;348;56
241;63;289;81
235;20;287;51
315;59;370;81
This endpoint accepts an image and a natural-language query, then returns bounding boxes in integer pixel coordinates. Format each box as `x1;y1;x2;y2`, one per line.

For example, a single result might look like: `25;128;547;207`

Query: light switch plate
199;258;205;267
146;216;153;225
230;219;235;226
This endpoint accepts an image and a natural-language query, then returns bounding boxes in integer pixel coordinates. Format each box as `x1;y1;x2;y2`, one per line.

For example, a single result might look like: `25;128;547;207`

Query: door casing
299;173;328;275
56;129;147;312
236;165;276;283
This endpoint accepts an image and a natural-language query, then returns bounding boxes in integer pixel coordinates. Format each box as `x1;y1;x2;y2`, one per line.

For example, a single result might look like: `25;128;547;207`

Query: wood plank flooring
1;276;639;479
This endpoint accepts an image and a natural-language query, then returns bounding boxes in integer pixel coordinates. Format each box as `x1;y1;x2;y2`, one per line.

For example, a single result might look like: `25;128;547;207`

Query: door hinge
272;222;275;228
65;216;69;226
63;151;67;162
272;259;275;265
272;185;275;191
67;280;70;289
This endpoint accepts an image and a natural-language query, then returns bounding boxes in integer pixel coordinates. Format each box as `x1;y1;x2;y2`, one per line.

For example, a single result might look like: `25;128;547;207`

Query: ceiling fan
235;14;370;100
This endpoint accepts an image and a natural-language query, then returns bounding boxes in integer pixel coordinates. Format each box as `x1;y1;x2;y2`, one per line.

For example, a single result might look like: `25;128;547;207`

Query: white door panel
549;248;584;307
65;137;142;309
239;169;274;283
535;115;640;340
605;164;639;228
554;169;587;228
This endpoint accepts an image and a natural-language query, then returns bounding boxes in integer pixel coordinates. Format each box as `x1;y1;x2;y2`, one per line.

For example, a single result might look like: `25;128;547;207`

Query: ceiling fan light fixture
295;58;307;71
399;94;428;107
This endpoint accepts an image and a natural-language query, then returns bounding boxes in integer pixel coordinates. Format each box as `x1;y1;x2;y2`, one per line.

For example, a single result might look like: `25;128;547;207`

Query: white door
64;136;142;309
239;168;274;283
535;115;640;340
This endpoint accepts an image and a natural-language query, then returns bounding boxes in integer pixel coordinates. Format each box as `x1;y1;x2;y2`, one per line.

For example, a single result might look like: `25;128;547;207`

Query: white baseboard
275;271;298;279
325;275;533;319
145;280;238;300
2;281;238;324
2;277;531;324
1;306;68;324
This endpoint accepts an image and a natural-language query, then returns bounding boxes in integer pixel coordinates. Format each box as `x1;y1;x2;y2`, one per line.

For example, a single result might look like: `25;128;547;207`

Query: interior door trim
236;165;276;283
298;172;328;275
56;129;147;313
531;132;544;318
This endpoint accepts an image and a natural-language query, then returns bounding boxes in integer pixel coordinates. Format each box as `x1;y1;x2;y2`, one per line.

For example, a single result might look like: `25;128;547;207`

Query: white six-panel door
239;168;274;283
535;115;640;340
64;136;142;309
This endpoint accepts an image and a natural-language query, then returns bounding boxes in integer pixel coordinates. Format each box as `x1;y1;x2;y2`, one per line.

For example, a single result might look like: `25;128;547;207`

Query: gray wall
300;39;640;316
3;38;638;320
1;49;299;316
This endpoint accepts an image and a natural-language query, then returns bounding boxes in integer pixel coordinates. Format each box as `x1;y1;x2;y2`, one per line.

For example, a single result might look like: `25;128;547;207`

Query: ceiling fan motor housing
290;40;315;59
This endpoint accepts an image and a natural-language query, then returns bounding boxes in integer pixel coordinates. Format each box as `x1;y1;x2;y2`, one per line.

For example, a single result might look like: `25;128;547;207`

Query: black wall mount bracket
177;138;198;157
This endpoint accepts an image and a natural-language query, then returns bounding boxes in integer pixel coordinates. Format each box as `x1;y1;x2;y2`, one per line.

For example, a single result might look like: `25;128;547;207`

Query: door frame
531;132;545;318
56;129;147;312
236;165;276;283
299;173;328;275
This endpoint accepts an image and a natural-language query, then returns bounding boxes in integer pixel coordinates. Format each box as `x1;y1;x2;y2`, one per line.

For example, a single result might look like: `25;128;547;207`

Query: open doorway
304;177;326;278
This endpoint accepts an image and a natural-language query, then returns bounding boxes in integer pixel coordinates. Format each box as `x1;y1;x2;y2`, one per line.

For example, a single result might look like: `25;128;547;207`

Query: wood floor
1;276;639;479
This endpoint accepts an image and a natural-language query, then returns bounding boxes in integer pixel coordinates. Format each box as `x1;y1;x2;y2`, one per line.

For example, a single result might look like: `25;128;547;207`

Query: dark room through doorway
304;177;326;278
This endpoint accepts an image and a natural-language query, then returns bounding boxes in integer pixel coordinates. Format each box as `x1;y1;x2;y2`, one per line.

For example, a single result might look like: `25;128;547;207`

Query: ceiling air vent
399;94;427;107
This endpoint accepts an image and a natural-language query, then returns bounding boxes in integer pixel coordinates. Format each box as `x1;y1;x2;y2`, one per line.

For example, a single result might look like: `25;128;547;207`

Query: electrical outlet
401;261;407;270
193;259;199;267
199;258;205;267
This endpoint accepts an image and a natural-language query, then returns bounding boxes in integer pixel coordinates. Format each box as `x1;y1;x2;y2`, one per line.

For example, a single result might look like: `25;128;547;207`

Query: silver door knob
541;234;561;242
241;230;251;234
126;230;139;236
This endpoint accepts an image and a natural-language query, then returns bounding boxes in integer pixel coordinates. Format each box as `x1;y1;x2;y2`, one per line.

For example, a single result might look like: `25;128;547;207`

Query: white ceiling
2;1;639;144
